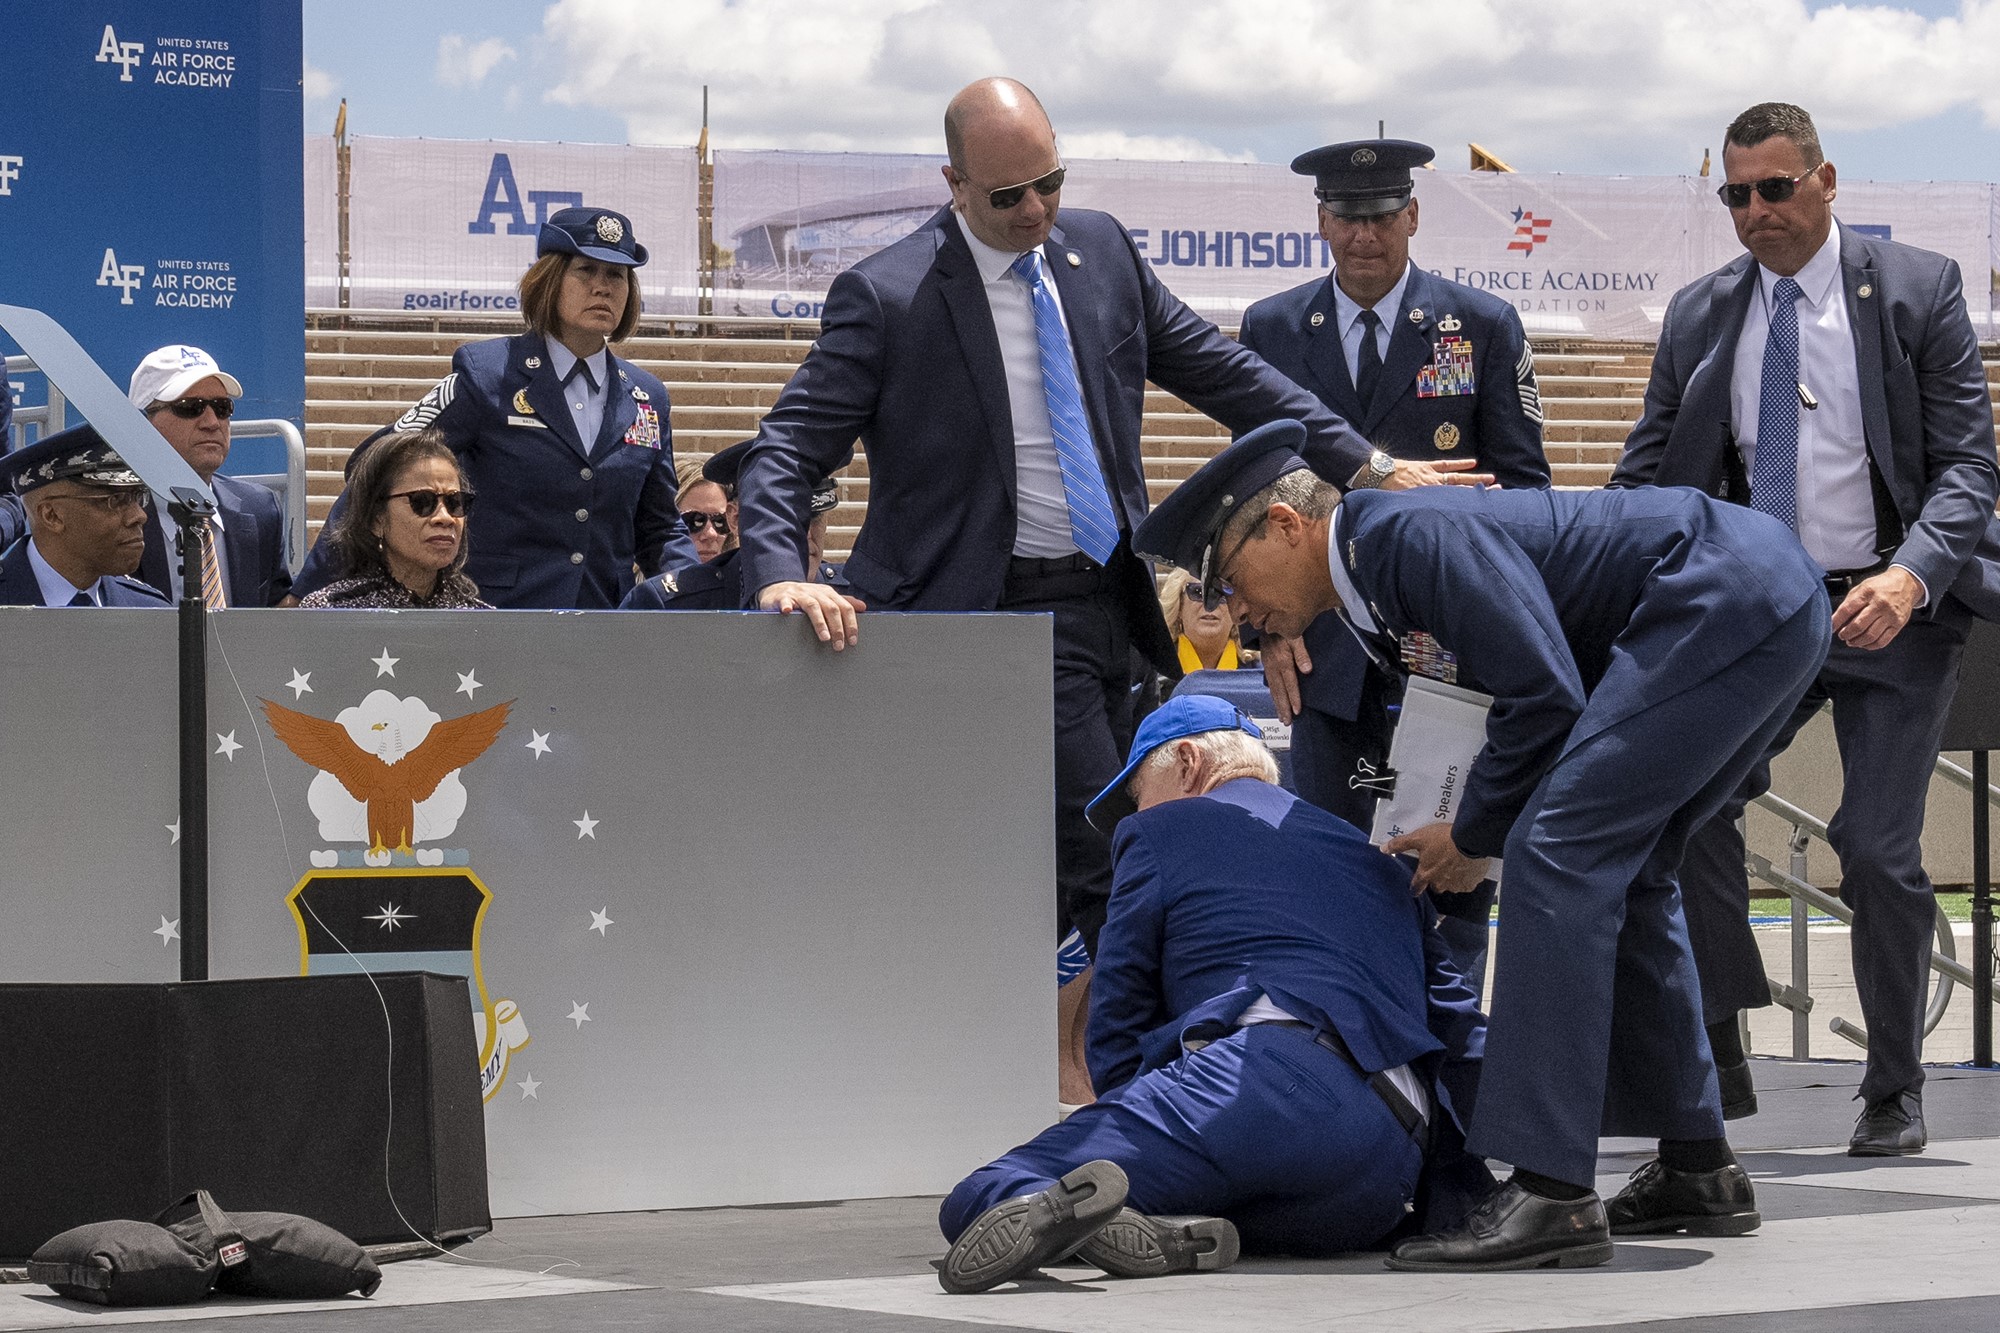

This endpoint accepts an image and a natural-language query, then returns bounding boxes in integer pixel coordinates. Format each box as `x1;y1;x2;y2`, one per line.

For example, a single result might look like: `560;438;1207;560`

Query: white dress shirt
547;340;611;452
953;210;1083;559
27;536;100;606
1730;223;1880;575
1332;263;1413;387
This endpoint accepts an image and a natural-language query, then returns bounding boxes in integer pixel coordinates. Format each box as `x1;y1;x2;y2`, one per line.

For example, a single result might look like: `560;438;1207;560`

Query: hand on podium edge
758;579;866;650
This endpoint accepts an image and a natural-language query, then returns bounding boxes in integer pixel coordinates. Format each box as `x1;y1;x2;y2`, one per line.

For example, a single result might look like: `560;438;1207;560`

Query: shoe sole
1611;1211;1761;1237
1848;1142;1925;1158
1386;1240;1614;1272
1076;1211;1240;1278
941;1161;1130;1294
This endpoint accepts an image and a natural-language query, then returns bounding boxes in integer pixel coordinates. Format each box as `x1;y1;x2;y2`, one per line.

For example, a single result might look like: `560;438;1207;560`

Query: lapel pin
1310;311;1325;327
1408;307;1424;324
1439;313;1462;333
1067;251;1082;268
512;389;535;415
1434;422;1461;450
619;368;630;380
1857;283;1872;298
525;356;542;370
633;387;650;402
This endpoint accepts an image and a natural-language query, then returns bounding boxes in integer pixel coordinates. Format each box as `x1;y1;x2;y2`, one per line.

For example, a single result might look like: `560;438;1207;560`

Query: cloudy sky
304;0;2000;180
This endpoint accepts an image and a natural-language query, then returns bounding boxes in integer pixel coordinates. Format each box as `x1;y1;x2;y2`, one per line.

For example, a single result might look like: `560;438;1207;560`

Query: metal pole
174;509;212;981
1788;824;1810;1059
698;85;713;323
335;99;351;311
1975;749;1993;1065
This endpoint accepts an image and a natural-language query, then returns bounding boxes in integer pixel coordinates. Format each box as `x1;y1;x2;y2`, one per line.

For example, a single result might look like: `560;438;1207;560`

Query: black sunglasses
681;510;730;534
1716;168;1818;209
974;165;1066;211
152;395;235;420
390;488;470;518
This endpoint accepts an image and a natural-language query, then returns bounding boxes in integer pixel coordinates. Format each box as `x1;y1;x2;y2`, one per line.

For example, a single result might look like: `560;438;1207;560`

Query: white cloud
436;33;519;91
302;61;337;101
536;0;2000;170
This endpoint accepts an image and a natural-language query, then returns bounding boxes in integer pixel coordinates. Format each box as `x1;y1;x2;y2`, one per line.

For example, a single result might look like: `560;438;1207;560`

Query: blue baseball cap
1131;418;1313;610
538;206;649;267
1086;695;1263;832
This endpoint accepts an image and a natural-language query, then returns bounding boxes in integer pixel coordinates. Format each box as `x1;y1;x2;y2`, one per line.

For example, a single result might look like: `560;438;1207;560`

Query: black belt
1823;560;1892;601
1263;1020;1426;1139
1002;551;1114;602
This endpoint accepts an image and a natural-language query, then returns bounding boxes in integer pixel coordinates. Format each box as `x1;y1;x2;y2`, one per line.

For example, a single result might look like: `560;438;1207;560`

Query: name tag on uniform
507;415;548;429
1416;336;1476;398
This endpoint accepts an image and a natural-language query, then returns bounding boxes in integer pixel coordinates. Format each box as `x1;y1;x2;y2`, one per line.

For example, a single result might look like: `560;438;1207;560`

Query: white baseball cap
128;345;244;409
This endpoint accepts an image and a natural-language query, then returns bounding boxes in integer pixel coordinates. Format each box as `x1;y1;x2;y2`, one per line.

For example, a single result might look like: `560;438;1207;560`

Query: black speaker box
0;972;489;1261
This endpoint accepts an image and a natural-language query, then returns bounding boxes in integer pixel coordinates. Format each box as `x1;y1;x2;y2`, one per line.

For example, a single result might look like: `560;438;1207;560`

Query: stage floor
5;1058;1997;1333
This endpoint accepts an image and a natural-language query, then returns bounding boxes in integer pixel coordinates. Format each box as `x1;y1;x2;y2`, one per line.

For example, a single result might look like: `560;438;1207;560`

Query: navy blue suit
1332;484;1831;1186
941;778;1490;1255
1241;266;1551;984
736;205;1376;949
138;473;292;607
0;540;170;606
1612;223;1999;1104
295;333;692;609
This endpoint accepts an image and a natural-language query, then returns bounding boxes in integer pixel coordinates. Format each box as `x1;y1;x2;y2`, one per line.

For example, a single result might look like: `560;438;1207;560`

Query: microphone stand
168;486;217;982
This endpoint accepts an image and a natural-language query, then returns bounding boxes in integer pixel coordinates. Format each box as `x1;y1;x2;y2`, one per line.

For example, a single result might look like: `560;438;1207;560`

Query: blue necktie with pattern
1010;249;1120;566
1751;276;1804;529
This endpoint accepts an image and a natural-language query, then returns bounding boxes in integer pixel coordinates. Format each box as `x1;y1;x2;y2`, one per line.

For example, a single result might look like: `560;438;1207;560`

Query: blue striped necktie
1751;276;1804;529
1010;249;1120;566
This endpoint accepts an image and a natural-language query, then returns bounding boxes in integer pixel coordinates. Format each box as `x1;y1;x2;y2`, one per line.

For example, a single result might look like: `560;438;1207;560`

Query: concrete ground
4;1056;1996;1333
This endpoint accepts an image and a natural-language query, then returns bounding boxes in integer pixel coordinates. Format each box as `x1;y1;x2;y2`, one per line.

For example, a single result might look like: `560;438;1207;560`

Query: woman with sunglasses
291;206;693;609
1158;567;1254;673
299;430;486;609
674;458;737;564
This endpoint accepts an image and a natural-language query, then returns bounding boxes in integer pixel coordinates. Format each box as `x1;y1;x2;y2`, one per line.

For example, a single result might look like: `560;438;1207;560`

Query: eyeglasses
390;488;470;518
1716;168;1819;209
969;165;1066;211
681;510;730;535
44;489;150;514
1182;582;1217;603
151;396;236;420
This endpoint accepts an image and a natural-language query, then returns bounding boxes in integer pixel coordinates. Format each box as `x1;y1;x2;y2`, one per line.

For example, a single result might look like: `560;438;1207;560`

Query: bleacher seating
303;311;2000;565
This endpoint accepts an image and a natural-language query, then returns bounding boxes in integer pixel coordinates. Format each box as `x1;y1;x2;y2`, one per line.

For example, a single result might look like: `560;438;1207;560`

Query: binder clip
1349;758;1398;796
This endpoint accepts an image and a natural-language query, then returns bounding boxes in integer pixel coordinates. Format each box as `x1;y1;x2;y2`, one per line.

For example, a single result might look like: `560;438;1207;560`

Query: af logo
468;152;582;236
97;248;145;305
0;155;21;196
95;24;144;82
265;688;532;1102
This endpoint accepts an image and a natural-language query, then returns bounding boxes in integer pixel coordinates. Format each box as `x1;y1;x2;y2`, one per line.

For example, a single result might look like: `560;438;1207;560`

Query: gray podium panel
1;608;1056;1217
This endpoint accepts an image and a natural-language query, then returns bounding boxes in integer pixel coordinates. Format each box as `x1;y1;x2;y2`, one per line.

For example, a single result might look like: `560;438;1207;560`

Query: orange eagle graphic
262;696;514;855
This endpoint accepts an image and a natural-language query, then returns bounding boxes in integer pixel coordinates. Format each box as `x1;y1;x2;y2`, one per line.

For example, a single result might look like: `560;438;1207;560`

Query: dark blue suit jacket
295;332;693;609
1088;777;1464;1093
1612;222;1999;619
139;473;292;607
735;206;1376;628
1241;265;1552;720
1334;485;1827;858
0;539;170;606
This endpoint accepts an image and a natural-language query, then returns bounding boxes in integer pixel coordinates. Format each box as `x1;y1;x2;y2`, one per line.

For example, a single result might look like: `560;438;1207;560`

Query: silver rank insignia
1346;539;1358;567
1439;313;1462;333
596;215;624;243
513;389;534;415
1434;422;1461;450
1310;311;1326;327
1351;147;1377;166
1408;308;1424;324
633;387;649;401
525;356;542;369
661;571;677;593
618;369;629;380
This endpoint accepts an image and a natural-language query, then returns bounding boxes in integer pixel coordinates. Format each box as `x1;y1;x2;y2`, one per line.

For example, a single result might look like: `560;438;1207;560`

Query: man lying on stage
1126;419;1829;1271
936;693;1490;1294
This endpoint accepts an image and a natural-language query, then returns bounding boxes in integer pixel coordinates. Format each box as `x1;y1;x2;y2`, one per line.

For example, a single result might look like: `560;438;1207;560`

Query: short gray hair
1130;726;1279;796
1215;466;1340;556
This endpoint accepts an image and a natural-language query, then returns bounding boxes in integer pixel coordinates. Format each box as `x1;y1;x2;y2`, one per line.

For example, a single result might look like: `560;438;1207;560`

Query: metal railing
1749;766;2000;1059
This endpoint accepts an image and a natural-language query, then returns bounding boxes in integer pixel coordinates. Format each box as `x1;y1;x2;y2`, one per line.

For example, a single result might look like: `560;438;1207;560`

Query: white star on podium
372;648;399;677
574;812;599;839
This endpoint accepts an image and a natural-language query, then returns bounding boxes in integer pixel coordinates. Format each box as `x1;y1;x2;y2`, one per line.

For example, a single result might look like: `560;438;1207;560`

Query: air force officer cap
1132;419;1313;611
538;206;649;267
1291;139;1433;218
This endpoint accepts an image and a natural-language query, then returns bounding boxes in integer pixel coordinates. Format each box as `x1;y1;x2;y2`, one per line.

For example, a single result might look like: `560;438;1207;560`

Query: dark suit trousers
1677;615;1966;1103
999;557;1136;953
1292;678;1496;996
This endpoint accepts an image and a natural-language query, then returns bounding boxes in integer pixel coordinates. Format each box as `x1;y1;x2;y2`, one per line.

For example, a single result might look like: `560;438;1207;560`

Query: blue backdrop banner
0;3;304;472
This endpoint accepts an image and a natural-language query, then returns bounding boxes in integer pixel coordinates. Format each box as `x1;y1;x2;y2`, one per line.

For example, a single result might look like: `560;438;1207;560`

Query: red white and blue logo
1507;208;1551;256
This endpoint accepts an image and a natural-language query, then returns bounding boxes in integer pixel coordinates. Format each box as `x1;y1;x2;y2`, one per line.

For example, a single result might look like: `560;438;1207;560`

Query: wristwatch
1349;449;1396;490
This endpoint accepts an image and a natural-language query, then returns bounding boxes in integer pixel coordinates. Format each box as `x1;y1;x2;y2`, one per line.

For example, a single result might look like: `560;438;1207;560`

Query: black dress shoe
1607;1159;1761;1235
1386;1180;1611;1272
1718;1059;1758;1120
1075;1209;1240;1278
1849;1090;1926;1157
940;1160;1129;1294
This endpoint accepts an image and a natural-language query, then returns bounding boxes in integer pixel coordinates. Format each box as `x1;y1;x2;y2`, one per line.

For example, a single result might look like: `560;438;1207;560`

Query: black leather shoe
1607;1159;1761;1236
1849;1090;1926;1157
1386;1180;1611;1272
940;1160;1129;1294
1075;1209;1240;1278
1718;1059;1758;1120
